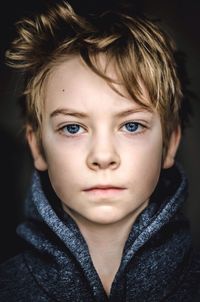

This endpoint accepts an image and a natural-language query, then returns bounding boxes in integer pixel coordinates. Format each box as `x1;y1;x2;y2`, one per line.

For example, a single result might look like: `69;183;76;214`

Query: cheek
41;134;85;188
121;133;163;190
42;132;83;167
122;130;163;163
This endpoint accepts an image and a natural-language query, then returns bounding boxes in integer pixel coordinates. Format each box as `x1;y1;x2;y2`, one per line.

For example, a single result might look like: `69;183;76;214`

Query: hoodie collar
18;162;188;266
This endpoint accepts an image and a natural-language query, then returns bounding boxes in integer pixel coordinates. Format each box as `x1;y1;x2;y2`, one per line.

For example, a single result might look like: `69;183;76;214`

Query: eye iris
66;124;80;134
126;122;138;132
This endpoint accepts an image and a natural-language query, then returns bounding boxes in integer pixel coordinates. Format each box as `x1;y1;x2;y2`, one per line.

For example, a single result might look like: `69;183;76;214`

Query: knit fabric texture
0;163;200;301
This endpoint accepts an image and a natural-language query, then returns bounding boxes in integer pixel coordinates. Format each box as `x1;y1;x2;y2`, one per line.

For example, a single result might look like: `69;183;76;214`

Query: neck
79;218;134;296
64;201;148;295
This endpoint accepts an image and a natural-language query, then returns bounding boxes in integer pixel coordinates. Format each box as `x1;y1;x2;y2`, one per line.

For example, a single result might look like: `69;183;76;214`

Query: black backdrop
0;0;200;263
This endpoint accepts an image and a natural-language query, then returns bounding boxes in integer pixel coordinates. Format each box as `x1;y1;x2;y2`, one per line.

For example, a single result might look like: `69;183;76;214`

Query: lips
83;185;126;197
84;185;125;191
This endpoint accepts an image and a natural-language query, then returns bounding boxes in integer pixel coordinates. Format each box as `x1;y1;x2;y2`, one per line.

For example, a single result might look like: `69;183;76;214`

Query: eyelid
57;121;86;129
120;119;149;128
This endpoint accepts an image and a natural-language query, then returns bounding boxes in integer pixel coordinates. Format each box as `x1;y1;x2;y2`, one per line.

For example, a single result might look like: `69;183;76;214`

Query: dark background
0;0;200;263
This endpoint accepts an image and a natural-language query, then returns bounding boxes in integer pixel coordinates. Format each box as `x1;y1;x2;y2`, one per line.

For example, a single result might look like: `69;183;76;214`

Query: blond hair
6;1;183;153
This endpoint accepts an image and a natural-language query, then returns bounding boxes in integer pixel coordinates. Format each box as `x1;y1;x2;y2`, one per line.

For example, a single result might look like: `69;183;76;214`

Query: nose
86;134;120;171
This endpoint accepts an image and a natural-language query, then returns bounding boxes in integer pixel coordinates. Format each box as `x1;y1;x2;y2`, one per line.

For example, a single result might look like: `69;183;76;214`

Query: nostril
87;151;121;170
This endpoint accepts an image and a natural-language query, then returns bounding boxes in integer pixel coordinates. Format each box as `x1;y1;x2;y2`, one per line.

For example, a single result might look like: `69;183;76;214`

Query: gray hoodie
0;163;200;301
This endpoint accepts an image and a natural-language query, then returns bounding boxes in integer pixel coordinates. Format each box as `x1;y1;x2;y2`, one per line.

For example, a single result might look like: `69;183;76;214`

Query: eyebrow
50;107;154;119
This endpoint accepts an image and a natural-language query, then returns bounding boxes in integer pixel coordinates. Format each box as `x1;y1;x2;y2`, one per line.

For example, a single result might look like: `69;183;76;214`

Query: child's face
28;56;175;226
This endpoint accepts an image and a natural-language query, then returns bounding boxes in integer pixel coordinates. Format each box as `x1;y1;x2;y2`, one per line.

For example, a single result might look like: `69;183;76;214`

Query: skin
27;56;181;295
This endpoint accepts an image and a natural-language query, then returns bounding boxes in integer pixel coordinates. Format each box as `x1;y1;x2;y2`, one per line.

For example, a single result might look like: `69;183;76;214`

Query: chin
86;207;127;225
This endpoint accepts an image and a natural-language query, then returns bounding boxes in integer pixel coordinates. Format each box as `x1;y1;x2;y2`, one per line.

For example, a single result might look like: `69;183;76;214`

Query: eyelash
58;121;147;137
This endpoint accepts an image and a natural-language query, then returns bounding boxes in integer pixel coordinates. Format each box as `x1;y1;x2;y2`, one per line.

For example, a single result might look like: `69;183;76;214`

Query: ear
163;126;181;169
26;125;48;171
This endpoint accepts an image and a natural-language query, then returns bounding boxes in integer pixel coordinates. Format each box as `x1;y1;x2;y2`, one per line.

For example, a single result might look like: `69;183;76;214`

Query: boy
0;1;200;301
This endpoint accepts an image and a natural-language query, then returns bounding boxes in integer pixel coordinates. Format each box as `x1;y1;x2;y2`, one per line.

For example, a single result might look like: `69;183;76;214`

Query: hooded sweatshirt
0;163;200;302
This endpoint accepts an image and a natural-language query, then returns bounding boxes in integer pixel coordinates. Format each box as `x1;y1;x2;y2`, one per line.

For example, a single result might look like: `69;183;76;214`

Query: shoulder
188;249;200;294
0;253;29;285
0;253;49;302
171;249;200;301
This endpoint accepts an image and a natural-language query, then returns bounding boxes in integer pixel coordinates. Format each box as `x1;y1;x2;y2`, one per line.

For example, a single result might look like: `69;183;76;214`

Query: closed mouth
84;185;125;191
83;187;126;197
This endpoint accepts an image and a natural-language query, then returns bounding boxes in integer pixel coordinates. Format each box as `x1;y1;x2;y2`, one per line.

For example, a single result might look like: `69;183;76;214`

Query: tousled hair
6;1;186;154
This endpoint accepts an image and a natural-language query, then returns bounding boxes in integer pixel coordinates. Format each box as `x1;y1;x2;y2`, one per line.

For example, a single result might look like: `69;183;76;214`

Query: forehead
43;55;154;116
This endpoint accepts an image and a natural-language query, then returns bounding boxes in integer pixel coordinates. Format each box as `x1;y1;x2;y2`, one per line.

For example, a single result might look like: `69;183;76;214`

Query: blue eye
62;124;82;135
123;122;140;132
